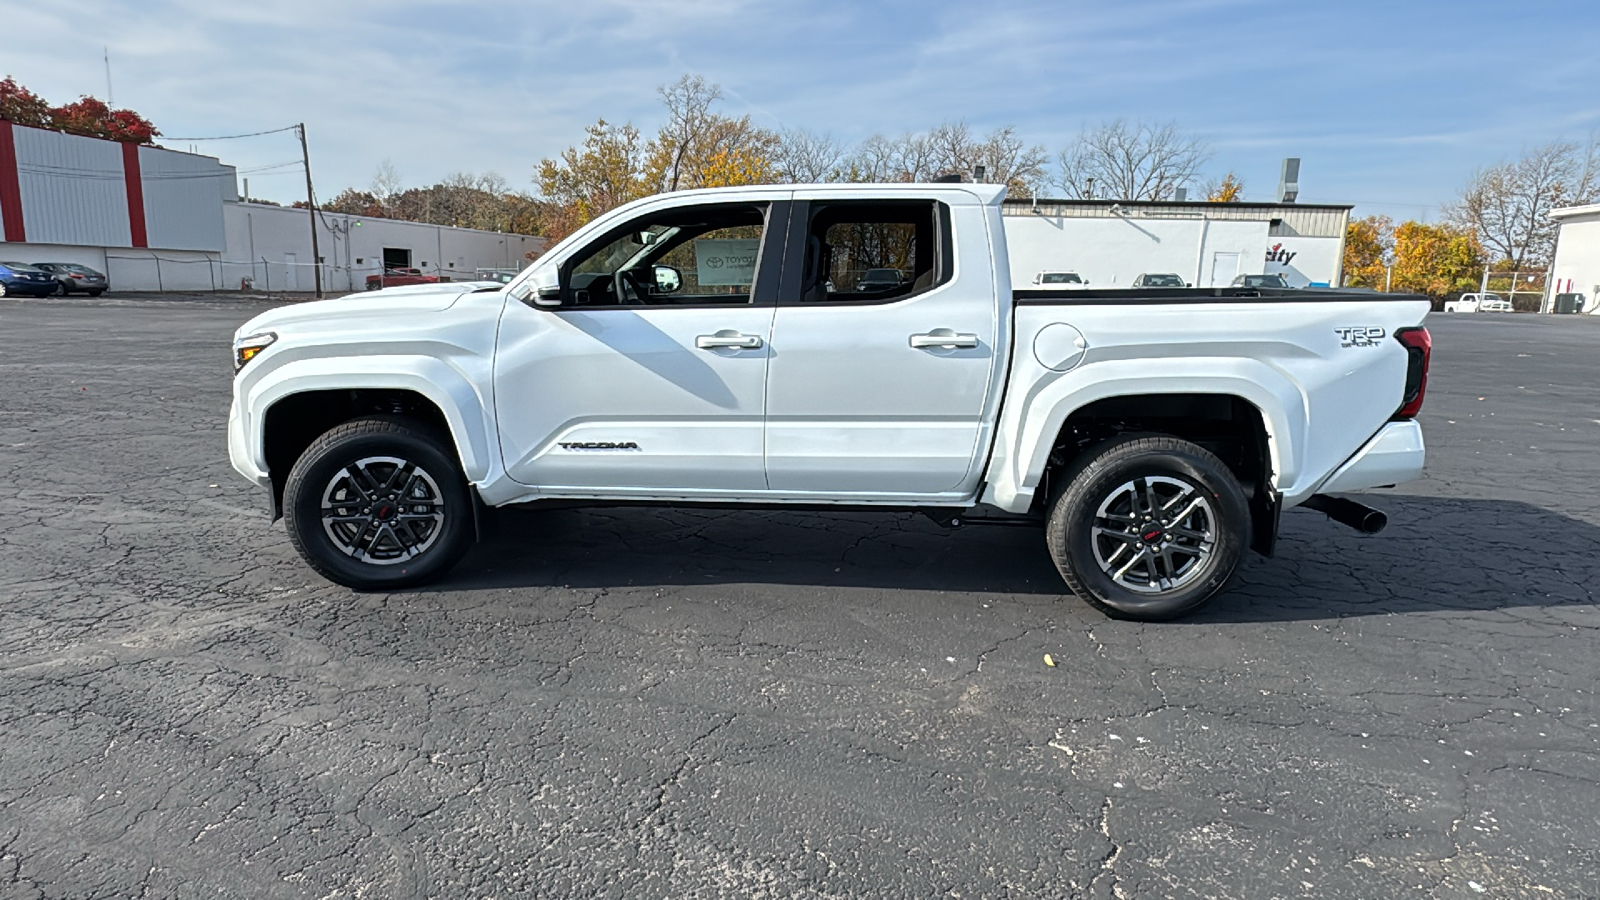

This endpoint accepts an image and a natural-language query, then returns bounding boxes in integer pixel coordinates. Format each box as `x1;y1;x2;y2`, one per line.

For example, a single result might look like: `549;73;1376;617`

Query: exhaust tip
1304;494;1388;535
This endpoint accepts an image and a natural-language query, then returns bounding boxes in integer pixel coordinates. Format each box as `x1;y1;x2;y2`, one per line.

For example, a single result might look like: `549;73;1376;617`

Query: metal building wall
12;124;132;247
138;145;228;252
1;125;231;252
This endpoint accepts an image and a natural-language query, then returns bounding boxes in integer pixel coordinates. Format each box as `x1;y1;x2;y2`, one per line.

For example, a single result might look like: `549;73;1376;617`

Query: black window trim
554;200;791;310
774;198;955;308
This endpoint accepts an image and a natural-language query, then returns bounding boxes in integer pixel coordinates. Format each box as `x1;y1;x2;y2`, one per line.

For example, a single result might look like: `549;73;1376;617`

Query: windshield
1143;274;1184;287
1041;273;1082;284
1242;275;1286;287
0;262;44;273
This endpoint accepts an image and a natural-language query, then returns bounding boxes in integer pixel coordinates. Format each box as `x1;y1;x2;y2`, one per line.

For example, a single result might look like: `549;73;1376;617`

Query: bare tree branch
775;128;847;183
1448;137;1600;268
1057;120;1209;201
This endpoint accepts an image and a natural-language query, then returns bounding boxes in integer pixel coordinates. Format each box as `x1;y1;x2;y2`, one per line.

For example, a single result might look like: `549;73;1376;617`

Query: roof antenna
104;48;114;105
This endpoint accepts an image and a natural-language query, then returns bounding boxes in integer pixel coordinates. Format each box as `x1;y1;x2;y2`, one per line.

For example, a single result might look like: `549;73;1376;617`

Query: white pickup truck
228;183;1432;620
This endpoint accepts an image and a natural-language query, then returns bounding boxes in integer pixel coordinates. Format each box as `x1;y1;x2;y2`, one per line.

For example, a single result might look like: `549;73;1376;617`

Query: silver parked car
1230;273;1290;289
1131;273;1190;288
32;263;109;297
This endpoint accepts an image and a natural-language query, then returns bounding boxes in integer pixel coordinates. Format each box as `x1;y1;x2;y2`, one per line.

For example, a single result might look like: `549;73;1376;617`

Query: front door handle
696;330;763;350
910;329;980;349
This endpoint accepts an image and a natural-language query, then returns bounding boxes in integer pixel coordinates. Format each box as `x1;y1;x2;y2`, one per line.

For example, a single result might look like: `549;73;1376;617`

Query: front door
763;197;1000;497
494;199;786;494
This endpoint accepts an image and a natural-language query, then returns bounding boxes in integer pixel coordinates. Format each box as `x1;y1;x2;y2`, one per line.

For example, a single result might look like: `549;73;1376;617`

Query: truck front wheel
1046;436;1249;621
282;417;473;590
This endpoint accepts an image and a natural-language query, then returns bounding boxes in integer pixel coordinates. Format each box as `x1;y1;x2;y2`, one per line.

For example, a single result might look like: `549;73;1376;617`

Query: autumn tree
0;78;159;144
1391;221;1483;298
0;77;51;127
1342;215;1393;289
324;170;546;237
49;96;160;144
537;119;653;241
1204;172;1244;203
1057;120;1209;200
1450;137;1600;269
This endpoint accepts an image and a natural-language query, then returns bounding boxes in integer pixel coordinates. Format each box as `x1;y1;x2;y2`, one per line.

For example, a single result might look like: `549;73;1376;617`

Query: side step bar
1301;494;1388;534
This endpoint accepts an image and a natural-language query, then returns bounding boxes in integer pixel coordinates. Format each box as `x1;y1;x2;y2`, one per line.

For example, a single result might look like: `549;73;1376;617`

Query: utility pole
297;123;324;298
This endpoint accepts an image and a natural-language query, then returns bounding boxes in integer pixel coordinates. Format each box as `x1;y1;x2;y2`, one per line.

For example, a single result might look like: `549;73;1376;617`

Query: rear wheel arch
1035;393;1279;555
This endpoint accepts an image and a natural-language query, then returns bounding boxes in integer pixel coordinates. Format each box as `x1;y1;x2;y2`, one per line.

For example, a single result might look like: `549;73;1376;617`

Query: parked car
1230;273;1290;289
229;183;1432;621
855;268;903;292
1033;270;1089;288
0;262;64;297
1131;273;1190;288
365;268;439;291
1443;292;1512;313
31;262;108;296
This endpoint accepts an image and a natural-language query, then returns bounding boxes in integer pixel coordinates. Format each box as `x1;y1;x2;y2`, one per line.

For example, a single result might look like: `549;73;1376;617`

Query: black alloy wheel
283;417;473;590
1047;435;1250;621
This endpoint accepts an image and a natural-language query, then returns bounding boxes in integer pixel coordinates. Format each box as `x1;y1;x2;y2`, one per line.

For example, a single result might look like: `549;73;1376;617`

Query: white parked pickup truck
1444;292;1512;313
228;184;1432;620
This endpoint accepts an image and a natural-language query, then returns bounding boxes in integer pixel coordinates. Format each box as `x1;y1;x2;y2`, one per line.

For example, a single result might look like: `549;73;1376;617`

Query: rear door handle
909;329;979;349
696;331;763;350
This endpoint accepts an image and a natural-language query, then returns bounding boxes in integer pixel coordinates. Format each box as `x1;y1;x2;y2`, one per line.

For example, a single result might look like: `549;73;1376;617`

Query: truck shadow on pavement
438;495;1598;622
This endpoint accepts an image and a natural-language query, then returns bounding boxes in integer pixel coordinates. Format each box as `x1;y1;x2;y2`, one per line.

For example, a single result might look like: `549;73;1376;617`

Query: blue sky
3;0;1597;220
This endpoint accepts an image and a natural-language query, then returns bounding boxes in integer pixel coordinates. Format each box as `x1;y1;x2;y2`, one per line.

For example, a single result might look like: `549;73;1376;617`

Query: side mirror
652;264;682;294
1185;282;1193;288
528;268;563;308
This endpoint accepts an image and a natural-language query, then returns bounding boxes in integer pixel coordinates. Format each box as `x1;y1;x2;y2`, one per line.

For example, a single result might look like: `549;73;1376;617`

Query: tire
283;416;473;590
1046;435;1250;621
0;283;8;297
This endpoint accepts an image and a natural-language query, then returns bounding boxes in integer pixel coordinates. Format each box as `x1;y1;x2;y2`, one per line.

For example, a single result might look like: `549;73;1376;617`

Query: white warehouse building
0;121;544;293
1548;203;1600;314
1001;198;1351;289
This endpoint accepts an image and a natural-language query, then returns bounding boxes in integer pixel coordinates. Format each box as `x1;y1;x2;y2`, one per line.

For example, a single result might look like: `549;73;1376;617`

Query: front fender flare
238;355;496;484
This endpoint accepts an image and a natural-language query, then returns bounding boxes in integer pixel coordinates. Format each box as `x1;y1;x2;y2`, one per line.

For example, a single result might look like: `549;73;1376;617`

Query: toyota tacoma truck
228;183;1431;620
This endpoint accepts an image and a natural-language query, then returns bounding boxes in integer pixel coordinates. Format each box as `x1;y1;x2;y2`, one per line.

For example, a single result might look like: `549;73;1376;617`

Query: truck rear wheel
1046;436;1249;621
283;417;473;590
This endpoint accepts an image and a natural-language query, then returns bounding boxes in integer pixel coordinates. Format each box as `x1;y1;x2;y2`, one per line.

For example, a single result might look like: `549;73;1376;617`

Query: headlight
234;332;277;371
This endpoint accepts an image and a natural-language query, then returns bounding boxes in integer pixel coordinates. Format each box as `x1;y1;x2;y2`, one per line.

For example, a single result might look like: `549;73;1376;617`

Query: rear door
762;193;1002;498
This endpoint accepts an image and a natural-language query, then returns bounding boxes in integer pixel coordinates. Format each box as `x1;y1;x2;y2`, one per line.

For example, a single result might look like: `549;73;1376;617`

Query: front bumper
1315;421;1426;494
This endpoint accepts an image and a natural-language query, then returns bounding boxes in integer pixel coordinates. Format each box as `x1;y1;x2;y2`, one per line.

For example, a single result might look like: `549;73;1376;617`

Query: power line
157;125;300;142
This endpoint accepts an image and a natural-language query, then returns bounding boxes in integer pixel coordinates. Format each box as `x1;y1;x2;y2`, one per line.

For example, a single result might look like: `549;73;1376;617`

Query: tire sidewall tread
282;416;472;590
1047;435;1250;621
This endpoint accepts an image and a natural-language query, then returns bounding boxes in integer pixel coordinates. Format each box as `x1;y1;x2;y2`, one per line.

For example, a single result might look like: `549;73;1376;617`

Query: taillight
1394;327;1431;419
70;273;85;279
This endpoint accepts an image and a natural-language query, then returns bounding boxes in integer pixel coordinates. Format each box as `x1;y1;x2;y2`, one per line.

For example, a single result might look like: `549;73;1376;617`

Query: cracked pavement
1;296;1597;898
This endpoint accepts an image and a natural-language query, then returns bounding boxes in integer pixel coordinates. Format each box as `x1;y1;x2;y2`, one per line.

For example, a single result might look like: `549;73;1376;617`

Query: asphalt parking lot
2;296;1597;899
